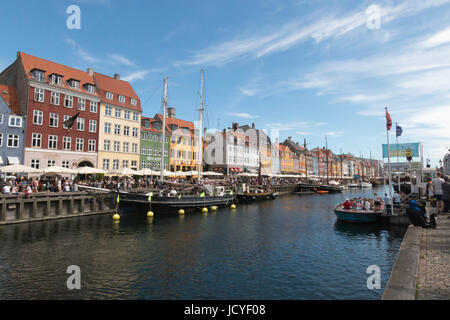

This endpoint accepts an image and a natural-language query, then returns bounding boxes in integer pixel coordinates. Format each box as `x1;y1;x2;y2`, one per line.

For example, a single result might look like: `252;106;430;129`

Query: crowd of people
1;176;80;197
340;193;385;212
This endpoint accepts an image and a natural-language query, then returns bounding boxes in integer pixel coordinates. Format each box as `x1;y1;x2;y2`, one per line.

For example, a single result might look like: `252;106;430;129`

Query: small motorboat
347;183;359;188
359;182;373;188
236;189;278;202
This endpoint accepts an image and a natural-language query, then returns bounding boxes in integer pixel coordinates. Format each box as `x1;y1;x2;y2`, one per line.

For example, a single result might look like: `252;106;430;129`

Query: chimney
114;73;120;80
232;123;239;131
168;107;176;118
252;123;255;129
87;68;94;76
288;136;292;141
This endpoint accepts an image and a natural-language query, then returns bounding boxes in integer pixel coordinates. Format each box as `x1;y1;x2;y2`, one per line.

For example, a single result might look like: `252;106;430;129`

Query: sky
1;0;450;166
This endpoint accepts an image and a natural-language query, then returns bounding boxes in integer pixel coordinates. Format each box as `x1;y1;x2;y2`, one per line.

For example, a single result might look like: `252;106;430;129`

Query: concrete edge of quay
382;226;421;300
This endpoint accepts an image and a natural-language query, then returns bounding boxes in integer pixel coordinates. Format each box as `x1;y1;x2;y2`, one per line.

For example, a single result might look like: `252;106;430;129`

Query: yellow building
279;144;295;173
94;72;142;171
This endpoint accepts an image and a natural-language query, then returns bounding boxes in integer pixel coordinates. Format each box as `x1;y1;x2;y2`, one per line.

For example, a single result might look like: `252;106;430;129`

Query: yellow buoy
147;211;154;217
231;204;236;209
202;207;208;213
112;213;120;220
178;209;185;215
211;206;217;212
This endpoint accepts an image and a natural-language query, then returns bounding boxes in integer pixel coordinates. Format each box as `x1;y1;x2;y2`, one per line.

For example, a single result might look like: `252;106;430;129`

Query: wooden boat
333;206;382;223
236;190;278;201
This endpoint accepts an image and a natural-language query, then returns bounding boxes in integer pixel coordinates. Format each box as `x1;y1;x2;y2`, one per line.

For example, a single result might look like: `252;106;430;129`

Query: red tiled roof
141;116;171;134
0;84;20;114
19;52;99;98
155;113;195;130
94;72;141;112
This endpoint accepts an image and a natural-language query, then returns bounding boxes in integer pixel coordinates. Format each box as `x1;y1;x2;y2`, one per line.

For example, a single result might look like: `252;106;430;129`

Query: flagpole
386;108;394;215
396;122;400;195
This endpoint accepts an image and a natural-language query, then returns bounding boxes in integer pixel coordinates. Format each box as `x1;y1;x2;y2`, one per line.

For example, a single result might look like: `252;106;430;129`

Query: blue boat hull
333;209;381;223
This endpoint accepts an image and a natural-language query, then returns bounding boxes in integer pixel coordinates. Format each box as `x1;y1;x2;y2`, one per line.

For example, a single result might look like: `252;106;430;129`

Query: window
47;160;56;167
9;116;22;127
112;159;119;170
123;142;129;153
123;126;130;136
88;139;96;152
122;160;129;168
148;147;152;155
71;80;80;89
62;161;69;168
48;135;58;149
0;114;3;124
63;137;71;150
0;133;2;147
131;160;137;169
33;110;43;125
33;70;44;82
32;133;42;148
64;95;73;108
105;105;112;116
31;159;40;169
76;138;84;151
119;95;125;103
131;99;137;106
90;101;98;113
106;92;113;100
124;110;130;120
132;112;138;121
104;122;111;133
86;85;95;94
132;127;138;137
103;140;111;151
114;124;121;135
113;141;120;152
63;115;70;129
78;98;86;110
49;113;59;128
7;134;19;148
34;88;44;102
50;74;62;85
51;92;60;106
77;118;85;131
141;147;146;155
132;143;138;154
89;120;97;133
115;107;121;118
103;159;110;170
141;160;146;169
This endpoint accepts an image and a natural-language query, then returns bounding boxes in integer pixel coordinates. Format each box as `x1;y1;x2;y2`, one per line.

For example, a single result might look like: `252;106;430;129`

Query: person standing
432;172;445;214
441;175;450;213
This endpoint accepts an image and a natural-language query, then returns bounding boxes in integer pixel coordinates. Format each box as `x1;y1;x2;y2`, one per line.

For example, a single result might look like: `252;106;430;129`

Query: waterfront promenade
383;212;450;300
416;214;450;299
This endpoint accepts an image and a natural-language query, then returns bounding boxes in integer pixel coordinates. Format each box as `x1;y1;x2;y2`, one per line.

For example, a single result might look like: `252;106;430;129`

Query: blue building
0;85;25;166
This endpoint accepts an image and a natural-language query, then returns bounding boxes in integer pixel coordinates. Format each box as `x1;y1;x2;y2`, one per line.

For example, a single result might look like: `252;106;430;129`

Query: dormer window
131;98;137;106
50;74;63;85
119;95;125;103
33;70;45;82
106;92;113;100
85;84;95;94
70;80;80;89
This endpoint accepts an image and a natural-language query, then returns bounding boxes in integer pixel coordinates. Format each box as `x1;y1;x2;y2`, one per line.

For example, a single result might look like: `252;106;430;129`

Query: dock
0;192;117;225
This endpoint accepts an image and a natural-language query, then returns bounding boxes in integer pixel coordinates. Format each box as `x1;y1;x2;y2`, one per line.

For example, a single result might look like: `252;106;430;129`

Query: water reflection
0;187;404;299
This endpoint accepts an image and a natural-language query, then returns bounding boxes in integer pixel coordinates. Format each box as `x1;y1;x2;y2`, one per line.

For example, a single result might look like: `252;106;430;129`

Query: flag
64;112;80;130
116;194;120;204
148;194;152;202
200;192;205;197
396;124;403;137
385;107;392;131
229;190;233;195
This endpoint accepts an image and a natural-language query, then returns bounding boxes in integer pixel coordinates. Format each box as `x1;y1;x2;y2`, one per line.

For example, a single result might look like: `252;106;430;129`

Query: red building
0;52;101;169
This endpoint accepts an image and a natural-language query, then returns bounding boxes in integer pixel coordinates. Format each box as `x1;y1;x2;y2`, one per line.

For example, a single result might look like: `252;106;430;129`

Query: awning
7;157;20;165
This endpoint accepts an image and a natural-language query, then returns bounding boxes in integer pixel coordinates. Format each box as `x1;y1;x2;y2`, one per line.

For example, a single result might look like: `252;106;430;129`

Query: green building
140;116;170;170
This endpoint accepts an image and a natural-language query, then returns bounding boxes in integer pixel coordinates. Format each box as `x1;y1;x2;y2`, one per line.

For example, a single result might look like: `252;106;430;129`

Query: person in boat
343;199;352;210
364;198;372;211
374;193;383;211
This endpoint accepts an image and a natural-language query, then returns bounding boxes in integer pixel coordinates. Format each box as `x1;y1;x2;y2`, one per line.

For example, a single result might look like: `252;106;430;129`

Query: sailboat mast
197;69;204;184
160;76;168;182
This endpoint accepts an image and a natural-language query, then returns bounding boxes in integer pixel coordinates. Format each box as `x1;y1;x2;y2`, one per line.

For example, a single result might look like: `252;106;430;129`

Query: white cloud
226;112;259;119
240;88;257;96
107;54;135;66
65;38;97;63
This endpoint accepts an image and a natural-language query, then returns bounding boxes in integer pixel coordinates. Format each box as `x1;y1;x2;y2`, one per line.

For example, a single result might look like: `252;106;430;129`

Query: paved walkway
416;213;450;300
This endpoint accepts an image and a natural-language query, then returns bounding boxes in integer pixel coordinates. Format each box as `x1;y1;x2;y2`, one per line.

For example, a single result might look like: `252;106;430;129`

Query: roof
141;116;171;134
154;114;195;131
0;84;20;114
18;52;99;98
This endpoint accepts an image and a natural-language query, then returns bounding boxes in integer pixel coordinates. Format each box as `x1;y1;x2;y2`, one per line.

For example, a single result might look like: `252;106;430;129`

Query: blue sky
1;0;450;165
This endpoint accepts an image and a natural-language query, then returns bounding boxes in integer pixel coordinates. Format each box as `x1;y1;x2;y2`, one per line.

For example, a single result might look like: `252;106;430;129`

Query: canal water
0;187;406;299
